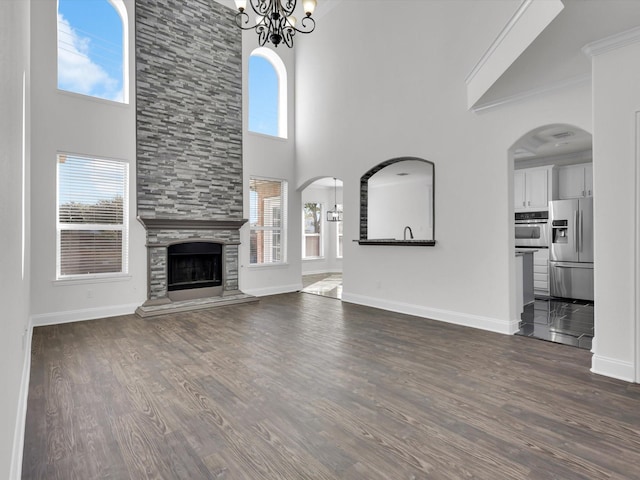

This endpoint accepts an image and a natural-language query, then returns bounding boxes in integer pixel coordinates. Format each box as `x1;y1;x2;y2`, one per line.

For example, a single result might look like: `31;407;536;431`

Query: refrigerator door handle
552;262;594;269
580;210;584;252
574;210;579;253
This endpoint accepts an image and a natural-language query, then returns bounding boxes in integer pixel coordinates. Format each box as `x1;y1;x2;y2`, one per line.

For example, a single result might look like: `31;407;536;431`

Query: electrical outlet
86;289;93;299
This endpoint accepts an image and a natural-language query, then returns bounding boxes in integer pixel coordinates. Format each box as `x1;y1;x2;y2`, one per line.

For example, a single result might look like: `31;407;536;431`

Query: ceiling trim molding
465;0;533;85
465;0;564;110
471;73;591;114
582;25;640;58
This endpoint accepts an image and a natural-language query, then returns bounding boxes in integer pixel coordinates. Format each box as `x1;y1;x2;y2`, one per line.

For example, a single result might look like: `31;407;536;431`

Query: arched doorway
299;177;343;299
509;124;594;350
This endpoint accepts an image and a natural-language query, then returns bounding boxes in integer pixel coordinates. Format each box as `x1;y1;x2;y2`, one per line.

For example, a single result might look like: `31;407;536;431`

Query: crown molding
582;26;640;57
471;73;591;114
465;0;533;85
465;0;564;109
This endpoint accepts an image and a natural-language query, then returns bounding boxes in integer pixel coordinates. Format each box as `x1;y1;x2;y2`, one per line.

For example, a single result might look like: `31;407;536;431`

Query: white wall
29;0;146;325
0;1;31;477
295;0;591;334
591;40;640;382
301;184;343;275
368;177;432;241
238;34;303;296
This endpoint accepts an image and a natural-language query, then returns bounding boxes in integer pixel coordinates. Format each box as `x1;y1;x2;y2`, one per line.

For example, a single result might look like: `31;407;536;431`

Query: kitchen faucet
404;226;414;240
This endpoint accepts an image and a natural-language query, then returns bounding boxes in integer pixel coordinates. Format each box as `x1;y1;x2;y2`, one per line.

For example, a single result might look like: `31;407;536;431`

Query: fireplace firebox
167;242;223;301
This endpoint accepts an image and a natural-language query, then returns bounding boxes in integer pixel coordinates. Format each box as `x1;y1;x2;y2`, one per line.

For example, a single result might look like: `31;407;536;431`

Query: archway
299;177;343;299
509;123;594;350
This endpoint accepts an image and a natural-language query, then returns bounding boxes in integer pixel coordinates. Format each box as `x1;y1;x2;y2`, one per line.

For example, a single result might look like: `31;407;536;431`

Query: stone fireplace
136;218;246;308
135;0;252;316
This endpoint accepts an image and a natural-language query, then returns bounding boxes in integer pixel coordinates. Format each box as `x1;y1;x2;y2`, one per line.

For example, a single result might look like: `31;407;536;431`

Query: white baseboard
10;319;33;480
243;283;302;297
302;268;336;276
341;292;519;335
31;303;140;327
591;354;635;383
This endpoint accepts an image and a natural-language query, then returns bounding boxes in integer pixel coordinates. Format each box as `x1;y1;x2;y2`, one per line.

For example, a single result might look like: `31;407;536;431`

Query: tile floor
302;275;594;350
301;273;342;300
517;297;594;350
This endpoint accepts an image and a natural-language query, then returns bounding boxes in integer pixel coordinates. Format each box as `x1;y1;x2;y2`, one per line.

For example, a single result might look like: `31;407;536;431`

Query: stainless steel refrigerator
549;198;594;301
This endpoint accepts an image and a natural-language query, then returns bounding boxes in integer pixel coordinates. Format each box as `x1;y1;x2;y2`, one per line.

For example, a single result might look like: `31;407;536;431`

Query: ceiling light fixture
326;178;342;222
234;0;317;48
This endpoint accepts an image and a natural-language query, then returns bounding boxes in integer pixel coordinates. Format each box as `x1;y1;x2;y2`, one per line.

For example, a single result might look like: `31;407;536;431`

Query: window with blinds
303;202;323;258
57;154;129;278
249;177;287;265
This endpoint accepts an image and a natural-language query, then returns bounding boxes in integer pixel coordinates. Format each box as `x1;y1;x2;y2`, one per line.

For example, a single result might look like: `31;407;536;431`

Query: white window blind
249;177;287;265
57;154;129;278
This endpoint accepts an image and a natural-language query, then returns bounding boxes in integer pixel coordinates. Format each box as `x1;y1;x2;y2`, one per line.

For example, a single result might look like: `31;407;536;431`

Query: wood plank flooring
22;293;640;479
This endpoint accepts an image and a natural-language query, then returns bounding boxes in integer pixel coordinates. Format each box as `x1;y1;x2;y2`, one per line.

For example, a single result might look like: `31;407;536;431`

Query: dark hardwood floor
23;293;640;479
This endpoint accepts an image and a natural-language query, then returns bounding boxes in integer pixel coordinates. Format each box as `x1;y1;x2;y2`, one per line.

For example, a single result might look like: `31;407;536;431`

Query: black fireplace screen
167;242;222;291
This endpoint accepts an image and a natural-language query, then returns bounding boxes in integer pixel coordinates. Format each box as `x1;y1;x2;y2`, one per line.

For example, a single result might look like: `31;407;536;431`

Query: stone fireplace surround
135;1;248;317
135;217;257;317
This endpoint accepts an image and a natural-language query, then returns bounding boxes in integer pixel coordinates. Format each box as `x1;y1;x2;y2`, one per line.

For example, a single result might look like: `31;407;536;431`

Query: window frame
56;152;130;281
248;47;287;139
56;0;129;104
302;202;324;260
249;176;288;266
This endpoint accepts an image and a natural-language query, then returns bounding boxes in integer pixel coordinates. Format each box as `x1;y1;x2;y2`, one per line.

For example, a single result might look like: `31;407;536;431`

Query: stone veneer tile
136;0;244;301
136;0;243;221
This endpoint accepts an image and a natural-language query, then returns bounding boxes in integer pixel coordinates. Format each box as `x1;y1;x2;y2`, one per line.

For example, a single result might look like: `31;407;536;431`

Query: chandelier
326;178;342;222
234;0;317;48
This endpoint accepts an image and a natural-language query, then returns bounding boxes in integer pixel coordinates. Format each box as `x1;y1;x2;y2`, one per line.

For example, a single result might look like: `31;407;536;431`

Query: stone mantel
137;217;248;231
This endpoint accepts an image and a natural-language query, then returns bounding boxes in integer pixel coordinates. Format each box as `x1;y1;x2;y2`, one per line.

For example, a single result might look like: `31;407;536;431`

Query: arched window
57;0;128;103
248;48;287;138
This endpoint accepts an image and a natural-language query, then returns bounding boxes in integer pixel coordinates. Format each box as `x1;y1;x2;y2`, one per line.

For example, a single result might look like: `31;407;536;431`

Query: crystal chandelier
326;178;342;222
234;0;317;48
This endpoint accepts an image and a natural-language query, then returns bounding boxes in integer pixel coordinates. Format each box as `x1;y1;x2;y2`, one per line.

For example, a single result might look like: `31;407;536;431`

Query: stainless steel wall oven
515;211;550;248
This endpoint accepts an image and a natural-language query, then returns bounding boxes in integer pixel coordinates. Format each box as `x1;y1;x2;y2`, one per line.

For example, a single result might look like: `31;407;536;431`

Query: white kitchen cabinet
514;167;551;211
584;164;593;196
514;171;526;210
533;248;549;296
558;163;593;199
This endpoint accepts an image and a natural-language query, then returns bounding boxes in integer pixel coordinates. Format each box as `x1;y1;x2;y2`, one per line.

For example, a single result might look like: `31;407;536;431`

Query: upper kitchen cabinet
558;163;593;199
514;166;553;211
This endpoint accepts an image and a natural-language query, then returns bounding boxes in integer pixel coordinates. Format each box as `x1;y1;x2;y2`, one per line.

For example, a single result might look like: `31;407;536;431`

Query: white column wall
591;41;640;382
295;1;592;334
0;1;31;477
29;0;146;324
239;35;303;296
